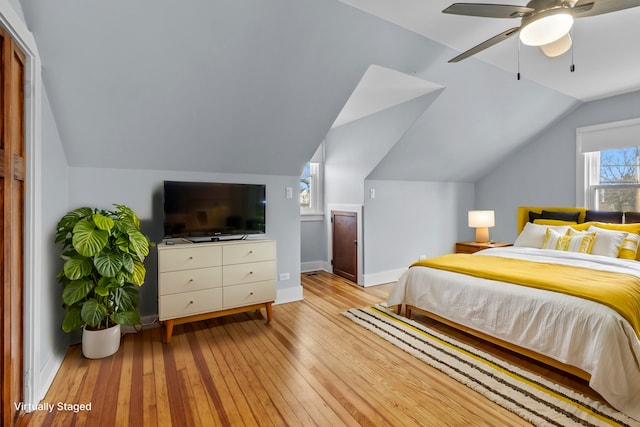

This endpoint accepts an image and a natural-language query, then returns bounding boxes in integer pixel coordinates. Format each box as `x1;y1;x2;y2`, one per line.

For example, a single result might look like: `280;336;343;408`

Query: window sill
301;213;324;222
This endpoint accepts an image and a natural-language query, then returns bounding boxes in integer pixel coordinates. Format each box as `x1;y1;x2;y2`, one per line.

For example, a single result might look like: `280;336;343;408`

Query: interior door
0;27;26;426
331;210;357;282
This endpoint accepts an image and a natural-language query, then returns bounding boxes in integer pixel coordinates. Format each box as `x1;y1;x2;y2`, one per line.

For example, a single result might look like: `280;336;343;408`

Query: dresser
157;239;276;343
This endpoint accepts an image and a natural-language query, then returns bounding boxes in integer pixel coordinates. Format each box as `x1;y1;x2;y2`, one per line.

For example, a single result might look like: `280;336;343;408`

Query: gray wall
363;180;475;276
324;92;443;206
476;89;640;242
301;219;325;264
67;168;302;318
315;92;475;283
36;87;71;401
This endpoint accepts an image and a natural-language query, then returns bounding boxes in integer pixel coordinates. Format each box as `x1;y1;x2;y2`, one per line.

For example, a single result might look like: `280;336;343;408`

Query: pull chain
517;38;521;80
570;28;575;72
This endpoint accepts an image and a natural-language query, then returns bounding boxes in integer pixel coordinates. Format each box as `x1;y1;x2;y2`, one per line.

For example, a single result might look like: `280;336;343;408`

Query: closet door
0;27;26;426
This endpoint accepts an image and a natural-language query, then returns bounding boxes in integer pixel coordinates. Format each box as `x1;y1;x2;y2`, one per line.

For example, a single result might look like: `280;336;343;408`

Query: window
577;118;640;209
585;147;640;211
300;142;324;217
300;161;320;211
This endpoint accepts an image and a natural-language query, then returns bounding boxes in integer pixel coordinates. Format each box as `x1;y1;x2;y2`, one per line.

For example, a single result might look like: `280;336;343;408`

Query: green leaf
112;284;139;311
72;220;109;257
93;213;115;231
94;250;124;277
62;307;83;332
115;235;130;253
130;260;147;286
121;253;134;274
128;230;150;261
94;286;109;297
114;204;140;229
81;299;108;328
62;279;94;306
112;311;140;326
63;255;94;280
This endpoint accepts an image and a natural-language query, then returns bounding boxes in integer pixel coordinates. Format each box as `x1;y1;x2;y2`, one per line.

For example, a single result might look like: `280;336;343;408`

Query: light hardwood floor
20;272;599;426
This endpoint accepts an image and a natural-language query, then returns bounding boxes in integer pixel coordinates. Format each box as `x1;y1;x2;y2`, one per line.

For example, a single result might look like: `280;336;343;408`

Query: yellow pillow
618;234;640;260
543;228;595;253
569;222;596;232
584;223;640;260
533;219;578;226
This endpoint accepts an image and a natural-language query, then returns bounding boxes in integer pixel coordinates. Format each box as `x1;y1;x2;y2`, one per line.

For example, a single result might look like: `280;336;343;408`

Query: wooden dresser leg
265;302;273;323
405;306;412;319
163;320;174;344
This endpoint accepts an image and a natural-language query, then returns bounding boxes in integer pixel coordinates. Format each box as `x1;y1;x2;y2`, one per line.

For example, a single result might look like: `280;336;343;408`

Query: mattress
387;246;640;419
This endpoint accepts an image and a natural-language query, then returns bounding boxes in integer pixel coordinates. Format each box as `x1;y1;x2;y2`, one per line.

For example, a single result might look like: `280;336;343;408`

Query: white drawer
223;260;275;286
223;241;275;265
159;288;223;320
223;280;276;308
159;245;222;272
158;266;222;296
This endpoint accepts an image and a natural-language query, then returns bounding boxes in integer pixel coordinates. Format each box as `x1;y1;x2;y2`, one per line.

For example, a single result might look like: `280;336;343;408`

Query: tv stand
157;239;276;343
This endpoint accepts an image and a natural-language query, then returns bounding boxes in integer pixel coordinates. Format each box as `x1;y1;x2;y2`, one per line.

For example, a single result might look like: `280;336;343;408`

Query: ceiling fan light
540;33;572;57
519;11;574;46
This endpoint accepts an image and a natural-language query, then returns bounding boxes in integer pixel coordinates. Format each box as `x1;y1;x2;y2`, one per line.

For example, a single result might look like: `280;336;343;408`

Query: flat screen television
163;181;266;240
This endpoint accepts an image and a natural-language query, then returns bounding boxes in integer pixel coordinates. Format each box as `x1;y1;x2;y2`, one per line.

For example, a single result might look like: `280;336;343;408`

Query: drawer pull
249;292;254;296
188;279;194;283
188;301;194;305
249;271;253;275
188;256;193;260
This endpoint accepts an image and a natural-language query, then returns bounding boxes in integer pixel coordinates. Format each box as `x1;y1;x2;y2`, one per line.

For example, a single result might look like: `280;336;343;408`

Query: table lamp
468;210;495;243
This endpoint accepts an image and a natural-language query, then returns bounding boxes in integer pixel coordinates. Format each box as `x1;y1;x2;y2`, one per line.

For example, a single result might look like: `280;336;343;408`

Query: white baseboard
276;285;304;304
301;260;326;273
27;351;65;411
363;268;406;287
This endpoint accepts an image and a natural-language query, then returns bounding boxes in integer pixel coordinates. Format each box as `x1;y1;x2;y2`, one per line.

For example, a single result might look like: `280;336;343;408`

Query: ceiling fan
444;0;640;62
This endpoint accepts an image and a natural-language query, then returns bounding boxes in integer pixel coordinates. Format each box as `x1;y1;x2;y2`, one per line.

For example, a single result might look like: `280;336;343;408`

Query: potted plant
55;204;153;358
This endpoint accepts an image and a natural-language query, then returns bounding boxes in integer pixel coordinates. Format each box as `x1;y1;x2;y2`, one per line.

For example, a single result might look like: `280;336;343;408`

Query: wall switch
285;187;293;199
279;272;290;281
419;255;427;260
370;188;375;199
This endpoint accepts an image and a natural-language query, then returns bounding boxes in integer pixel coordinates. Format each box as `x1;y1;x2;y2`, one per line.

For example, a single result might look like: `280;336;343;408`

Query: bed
387;206;640;419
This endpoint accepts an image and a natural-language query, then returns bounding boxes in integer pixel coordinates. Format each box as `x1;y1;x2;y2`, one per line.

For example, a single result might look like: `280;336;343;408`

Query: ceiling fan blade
449;27;520;63
572;0;640;17
443;3;534;18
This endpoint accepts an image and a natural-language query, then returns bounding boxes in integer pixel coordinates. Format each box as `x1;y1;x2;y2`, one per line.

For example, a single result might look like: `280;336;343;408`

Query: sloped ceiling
339;0;640;102
19;0;580;181
332;65;443;128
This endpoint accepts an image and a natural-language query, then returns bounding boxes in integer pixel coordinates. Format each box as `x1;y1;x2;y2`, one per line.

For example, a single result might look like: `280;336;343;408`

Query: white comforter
387;246;640;419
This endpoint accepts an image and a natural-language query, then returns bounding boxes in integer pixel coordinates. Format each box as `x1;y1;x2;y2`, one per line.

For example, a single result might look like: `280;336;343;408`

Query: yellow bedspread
411;254;640;338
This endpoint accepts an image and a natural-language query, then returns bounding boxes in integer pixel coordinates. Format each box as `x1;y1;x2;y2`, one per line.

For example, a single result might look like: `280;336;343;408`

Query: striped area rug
342;304;640;427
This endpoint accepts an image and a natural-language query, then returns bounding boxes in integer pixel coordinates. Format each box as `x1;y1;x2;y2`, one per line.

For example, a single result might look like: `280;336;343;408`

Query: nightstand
455;241;512;254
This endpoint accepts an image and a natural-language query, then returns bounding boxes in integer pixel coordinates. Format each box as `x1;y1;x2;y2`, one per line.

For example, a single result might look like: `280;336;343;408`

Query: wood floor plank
21;271;605;426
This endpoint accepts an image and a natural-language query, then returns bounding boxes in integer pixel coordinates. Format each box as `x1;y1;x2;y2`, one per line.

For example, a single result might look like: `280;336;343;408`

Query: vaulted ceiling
18;0;634;182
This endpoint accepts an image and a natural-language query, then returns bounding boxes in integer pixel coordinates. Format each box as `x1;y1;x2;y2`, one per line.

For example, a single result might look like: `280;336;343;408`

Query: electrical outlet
419;255;427;260
285;187;293;199
279;272;290;281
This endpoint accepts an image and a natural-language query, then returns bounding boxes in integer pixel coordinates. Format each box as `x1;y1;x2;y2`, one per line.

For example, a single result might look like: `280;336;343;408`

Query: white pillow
543;228;595;253
582;226;628;257
513;222;570;249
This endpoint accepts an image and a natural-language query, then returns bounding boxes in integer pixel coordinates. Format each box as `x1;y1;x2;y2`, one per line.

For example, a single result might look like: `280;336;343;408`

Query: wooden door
0;27;26;426
331;211;357;282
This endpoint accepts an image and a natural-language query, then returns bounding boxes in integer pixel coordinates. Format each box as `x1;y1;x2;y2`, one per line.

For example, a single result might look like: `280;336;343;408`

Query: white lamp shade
519;11;573;47
468;210;495;228
540;33;572;57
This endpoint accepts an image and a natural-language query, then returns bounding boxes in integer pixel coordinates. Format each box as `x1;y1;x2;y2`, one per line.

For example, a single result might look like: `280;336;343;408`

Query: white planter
82;324;121;359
